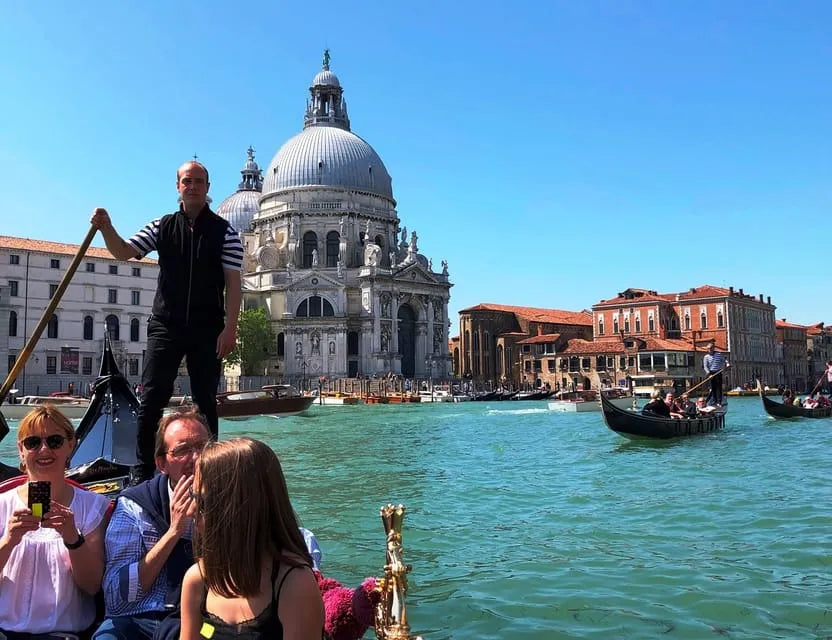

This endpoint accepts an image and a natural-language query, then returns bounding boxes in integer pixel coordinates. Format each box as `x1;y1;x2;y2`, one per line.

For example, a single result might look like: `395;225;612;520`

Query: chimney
759;294;763;302
537;325;543;336
729;286;734;295
739;288;744;295
767;296;771;305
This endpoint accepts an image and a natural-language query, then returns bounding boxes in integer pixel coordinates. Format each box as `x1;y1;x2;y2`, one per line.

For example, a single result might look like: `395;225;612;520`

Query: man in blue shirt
703;342;729;406
93;408;208;639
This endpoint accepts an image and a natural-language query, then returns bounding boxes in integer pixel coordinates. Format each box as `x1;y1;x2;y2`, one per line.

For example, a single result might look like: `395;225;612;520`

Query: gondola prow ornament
375;504;423;640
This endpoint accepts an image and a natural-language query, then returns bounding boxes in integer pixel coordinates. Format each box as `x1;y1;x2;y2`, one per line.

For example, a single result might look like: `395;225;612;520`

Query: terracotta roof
0;235;156;264
641;337;702;351
595;284;773;307
560;339;624;355
517;333;561;345
806;323;826;336
595;291;674;306
776;319;807;330
460;303;592;326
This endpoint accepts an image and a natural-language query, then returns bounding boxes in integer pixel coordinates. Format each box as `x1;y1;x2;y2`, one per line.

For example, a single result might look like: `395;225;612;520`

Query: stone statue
364;242;381;266
322;48;330;70
433;326;443;352
401;227;407;245
296;341;302;355
329;341;335;355
312;248;319;267
311;332;320;355
336;259;344;278
365;218;371;241
441;260;448;276
381;326;390;352
388;251;396;269
339;216;345;236
428;258;433;271
381;294;391;318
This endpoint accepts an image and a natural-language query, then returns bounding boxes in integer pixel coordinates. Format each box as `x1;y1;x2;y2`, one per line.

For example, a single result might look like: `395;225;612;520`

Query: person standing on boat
703;342;729;406
93;409;210;640
825;360;832;395
91;160;242;485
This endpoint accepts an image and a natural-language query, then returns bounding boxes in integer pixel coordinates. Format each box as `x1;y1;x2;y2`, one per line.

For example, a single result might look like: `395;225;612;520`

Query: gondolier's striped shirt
703;351;725;375
128;218;243;272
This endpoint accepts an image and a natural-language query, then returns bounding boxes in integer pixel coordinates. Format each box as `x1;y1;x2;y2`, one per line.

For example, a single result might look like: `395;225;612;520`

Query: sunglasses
22;434;68;451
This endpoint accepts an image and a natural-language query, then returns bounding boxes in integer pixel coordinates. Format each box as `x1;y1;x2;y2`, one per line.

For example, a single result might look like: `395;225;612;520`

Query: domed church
216;52;453;380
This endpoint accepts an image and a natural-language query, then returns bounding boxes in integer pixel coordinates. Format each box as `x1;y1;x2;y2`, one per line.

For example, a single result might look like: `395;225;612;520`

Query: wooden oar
0;225;98;437
809;370;827;396
686;367;727;397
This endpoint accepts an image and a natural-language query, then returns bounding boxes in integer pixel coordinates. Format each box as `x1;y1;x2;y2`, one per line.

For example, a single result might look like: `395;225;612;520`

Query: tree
225;308;276;375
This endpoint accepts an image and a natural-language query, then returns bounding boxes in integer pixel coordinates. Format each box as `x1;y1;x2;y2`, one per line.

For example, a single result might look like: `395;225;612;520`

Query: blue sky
2;1;830;328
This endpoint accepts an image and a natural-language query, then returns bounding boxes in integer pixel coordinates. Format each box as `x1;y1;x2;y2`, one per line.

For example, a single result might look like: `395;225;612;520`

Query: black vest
152;207;229;329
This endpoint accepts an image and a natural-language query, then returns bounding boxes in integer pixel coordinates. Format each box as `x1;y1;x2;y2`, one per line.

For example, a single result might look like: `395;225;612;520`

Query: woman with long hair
180;438;324;639
0;404;110;638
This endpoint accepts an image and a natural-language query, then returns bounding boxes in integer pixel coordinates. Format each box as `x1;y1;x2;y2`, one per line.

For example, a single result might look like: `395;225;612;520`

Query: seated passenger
677;393;697;418
94;408;211;640
642;390;671;417
180;438;324;640
696;397;716;414
0;405;110;638
782;388;794;405
663;392;685;419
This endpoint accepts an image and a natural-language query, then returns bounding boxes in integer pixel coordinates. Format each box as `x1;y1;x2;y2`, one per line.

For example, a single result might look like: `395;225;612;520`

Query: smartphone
28;481;51;519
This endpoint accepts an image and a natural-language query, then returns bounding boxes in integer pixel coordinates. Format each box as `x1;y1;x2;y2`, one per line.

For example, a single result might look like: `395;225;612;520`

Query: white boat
418;387;453;403
1;395;91;420
548;390;636;413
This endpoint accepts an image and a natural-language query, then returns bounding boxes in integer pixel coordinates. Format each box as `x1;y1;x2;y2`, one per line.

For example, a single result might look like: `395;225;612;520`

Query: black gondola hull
760;392;832;419
600;393;725;439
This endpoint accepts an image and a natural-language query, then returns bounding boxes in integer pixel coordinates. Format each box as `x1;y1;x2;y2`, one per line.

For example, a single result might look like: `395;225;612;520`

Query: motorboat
1;394;91;420
215;384;314;419
548;389;636;413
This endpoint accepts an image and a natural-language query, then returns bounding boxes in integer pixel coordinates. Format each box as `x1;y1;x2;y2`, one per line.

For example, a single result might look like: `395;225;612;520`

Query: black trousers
707;372;724;405
137;317;221;469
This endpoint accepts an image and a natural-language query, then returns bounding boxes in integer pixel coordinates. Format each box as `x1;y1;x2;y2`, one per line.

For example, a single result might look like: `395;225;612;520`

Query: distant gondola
758;382;832;419
600;392;725;439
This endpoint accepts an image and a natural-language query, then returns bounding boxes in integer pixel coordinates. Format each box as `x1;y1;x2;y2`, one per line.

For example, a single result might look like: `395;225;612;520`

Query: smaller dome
216;191;260;233
312;69;340;87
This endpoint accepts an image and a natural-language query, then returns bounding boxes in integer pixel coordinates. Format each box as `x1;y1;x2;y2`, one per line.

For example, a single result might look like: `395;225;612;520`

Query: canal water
2;397;830;639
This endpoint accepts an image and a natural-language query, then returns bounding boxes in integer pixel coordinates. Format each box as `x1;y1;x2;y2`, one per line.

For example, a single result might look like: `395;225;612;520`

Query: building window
613;318;619;334
547;359;556;372
277;332;285;357
619;356;626;370
684;315;691;330
628;356;635;368
46;356;57;374
131;291;140;306
700;312;707;329
86;262;95;273
326;231;339;267
108;289;117;304
109;265;118;275
598;319;604;335
624;318;630;333
83;315;93;340
105;314;119;341
717;311;724;328
635;317;641;333
47;314;58;339
302;231;318;268
596;355;606;370
50;259;60;269
9;254;19;265
8;311;17;337
9;281;18;297
132;267;142;277
129;358;139;376
648;316;655;332
8;354;16;375
130;318;139;342
581;357;591;370
295;296;334;317
82;357;93;376
49;284;58;298
347;331;359;356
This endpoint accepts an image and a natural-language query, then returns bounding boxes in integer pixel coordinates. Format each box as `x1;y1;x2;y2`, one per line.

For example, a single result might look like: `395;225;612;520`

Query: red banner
61;347;79;374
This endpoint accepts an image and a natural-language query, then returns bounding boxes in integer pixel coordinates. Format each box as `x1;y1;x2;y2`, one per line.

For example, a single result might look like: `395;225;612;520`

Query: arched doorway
397;304;416;377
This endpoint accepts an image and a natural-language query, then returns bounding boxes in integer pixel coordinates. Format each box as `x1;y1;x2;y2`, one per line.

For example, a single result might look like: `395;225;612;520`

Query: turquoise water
2;397;831;639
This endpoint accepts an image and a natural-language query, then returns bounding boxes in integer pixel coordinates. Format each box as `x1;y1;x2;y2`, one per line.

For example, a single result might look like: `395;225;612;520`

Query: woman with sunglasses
0;405;110;639
180;438;324;640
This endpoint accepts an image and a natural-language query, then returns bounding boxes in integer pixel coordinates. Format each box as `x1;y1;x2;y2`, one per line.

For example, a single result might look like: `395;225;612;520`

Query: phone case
28;481;51;518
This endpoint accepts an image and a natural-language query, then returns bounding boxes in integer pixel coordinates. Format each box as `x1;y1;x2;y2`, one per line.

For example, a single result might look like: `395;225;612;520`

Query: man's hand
216;325;237;359
168;475;195;539
90;207;113;231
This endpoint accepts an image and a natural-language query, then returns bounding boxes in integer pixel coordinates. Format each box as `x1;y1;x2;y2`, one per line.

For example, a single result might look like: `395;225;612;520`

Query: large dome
262;126;394;201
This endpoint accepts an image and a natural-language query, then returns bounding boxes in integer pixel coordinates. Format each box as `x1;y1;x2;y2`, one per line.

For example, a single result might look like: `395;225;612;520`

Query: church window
296;296;334;318
277;332;285;357
347;331;359;356
105;314;119;341
302;232;318;268
326;231;339;267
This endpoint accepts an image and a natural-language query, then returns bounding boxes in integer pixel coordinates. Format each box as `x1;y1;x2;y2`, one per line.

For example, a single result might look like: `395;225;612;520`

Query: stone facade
218;56;452;381
776;319;808;391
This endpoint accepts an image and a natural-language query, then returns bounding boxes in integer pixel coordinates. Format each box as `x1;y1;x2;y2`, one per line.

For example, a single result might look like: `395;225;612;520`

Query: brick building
776;319;809;391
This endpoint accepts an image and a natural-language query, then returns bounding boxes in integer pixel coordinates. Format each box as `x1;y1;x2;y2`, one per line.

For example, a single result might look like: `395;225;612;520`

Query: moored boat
758;382;832;419
0;394;90;420
600;392;726;439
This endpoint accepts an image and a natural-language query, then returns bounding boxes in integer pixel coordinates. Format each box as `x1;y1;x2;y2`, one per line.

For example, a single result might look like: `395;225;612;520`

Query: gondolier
703;342;729;406
90;160;243;485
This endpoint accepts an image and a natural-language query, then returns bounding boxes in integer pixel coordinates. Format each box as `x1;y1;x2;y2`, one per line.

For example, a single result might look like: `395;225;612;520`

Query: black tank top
198;564;291;640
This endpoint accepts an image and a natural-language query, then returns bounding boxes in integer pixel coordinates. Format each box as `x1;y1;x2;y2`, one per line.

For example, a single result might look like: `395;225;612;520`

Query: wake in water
485;407;550;416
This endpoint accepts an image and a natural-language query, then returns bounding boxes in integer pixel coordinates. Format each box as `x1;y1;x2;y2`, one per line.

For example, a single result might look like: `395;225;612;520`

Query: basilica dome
216;147;263;232
262;127;393;201
261;57;394;203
